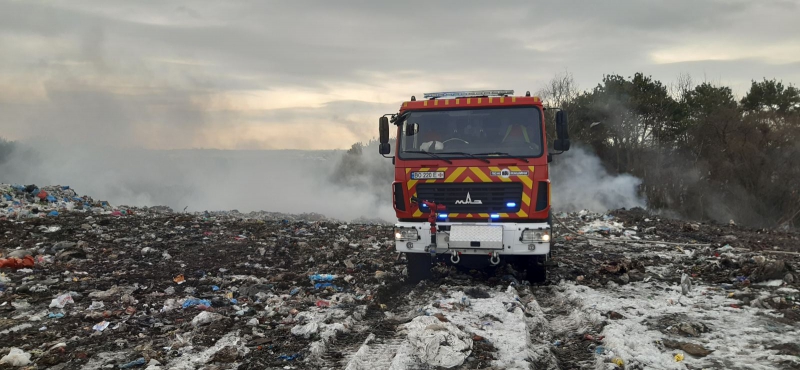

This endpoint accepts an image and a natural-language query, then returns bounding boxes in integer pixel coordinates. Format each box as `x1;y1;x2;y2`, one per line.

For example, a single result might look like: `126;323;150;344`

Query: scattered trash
404;315;473;368
119;357;146;368
49;293;75;308
0;348;32;366
93;321;110;332
182;298;212;309
674;353;684;362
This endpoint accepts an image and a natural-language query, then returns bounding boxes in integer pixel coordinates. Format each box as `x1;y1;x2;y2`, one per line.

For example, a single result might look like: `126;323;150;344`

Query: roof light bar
423;90;514;99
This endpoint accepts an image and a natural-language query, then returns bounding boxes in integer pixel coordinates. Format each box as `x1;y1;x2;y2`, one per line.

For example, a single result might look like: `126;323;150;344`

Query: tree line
540;72;800;228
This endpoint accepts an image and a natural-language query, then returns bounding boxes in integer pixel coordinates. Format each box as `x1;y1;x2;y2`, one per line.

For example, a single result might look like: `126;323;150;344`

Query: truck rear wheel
406;253;432;284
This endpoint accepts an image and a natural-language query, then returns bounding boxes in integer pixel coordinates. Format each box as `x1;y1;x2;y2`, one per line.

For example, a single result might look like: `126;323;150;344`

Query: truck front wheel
406;253;432;284
526;256;547;284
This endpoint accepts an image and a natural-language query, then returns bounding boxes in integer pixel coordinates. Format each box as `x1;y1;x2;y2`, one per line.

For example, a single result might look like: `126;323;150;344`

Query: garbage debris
0;348;32;366
404;315;473;368
1;186;798;369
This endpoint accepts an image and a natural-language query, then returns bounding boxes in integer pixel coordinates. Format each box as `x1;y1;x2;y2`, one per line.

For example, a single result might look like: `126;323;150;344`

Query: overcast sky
1;0;799;150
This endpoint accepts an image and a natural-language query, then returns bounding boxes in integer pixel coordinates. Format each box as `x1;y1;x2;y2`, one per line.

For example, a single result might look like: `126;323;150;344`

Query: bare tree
538;71;580;108
669;73;694;102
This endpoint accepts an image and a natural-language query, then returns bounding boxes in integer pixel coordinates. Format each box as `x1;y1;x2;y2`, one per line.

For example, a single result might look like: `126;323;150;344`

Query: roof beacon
423;90;514;99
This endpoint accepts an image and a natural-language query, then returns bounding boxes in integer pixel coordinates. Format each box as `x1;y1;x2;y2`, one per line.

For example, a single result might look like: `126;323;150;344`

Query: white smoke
550;146;646;212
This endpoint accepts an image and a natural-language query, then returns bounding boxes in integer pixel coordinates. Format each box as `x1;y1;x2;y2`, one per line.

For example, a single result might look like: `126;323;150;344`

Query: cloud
0;0;798;149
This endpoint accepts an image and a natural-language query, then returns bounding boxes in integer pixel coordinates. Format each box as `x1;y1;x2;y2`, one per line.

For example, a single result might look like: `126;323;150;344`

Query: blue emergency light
490;214;500;219
506;202;516;208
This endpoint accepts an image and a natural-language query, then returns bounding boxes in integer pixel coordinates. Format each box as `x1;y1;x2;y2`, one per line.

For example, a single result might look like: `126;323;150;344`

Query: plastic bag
0;348;32;366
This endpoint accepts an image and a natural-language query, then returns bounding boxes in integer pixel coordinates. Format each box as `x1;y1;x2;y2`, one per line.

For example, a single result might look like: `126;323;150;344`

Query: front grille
416;183;523;213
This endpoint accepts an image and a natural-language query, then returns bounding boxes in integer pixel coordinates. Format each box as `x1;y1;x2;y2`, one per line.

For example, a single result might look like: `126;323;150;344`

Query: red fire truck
378;90;570;283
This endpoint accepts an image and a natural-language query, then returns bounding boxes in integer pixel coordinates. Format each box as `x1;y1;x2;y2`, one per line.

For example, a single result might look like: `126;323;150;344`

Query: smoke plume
550;146;646;212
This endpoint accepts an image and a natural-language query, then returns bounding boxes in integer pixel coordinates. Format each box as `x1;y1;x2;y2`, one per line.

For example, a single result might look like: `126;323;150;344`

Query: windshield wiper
403;151;453;164
436;152;490;163
473;152;529;163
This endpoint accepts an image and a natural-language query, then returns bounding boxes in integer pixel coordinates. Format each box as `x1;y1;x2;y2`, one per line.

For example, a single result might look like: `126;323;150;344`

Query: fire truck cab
378;90;570;283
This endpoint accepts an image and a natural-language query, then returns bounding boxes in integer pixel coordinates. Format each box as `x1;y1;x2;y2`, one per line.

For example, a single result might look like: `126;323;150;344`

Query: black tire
526;256;547;284
406;253;432;284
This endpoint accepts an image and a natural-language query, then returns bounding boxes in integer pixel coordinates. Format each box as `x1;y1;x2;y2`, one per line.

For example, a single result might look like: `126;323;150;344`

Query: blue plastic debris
182;299;212;308
61;186;70;190
48;211;59;217
119;357;146;368
46;195;56;202
553;340;562;347
2;194;11;201
278;354;300;361
212;285;220;291
314;282;343;291
230;298;238;305
309;274;336;282
595;345;605;354
48;312;65;319
290;287;301;296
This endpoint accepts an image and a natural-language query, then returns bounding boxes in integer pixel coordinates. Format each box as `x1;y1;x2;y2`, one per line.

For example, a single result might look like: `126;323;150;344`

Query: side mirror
553;139;570;151
379;117;389;144
405;122;418;136
555;111;569;140
554;111;570;152
378;117;391;155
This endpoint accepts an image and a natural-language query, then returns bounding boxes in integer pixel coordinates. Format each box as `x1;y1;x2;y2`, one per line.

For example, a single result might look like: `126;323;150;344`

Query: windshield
398;106;543;160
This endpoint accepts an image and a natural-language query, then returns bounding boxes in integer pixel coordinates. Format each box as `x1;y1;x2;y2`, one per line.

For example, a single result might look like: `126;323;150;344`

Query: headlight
521;229;550;242
395;228;418;241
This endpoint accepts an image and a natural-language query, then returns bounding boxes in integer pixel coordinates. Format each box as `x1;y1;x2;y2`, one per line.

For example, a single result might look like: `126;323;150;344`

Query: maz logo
454;192;483;205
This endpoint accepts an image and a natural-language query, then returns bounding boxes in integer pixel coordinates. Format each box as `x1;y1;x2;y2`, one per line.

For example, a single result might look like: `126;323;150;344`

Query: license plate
411;171;445;180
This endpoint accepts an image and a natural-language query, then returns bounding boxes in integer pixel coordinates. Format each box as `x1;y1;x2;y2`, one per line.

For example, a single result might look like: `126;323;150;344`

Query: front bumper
395;221;551;256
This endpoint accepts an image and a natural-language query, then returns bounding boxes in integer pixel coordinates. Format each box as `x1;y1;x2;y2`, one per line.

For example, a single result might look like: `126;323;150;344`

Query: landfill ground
2;186;800;369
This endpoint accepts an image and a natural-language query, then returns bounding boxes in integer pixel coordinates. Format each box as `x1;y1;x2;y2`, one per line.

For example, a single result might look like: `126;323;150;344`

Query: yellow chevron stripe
413;210;423;217
406;168;410;174
407;180;417;190
445;167;466;182
499;213;509;218
517;209;528;217
449;213;459;218
522;192;531;206
424;101;428;106
469;167;492;182
463;177;474;183
488;167;511;182
510;166;533;188
466;214;473;218
478;213;489;218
